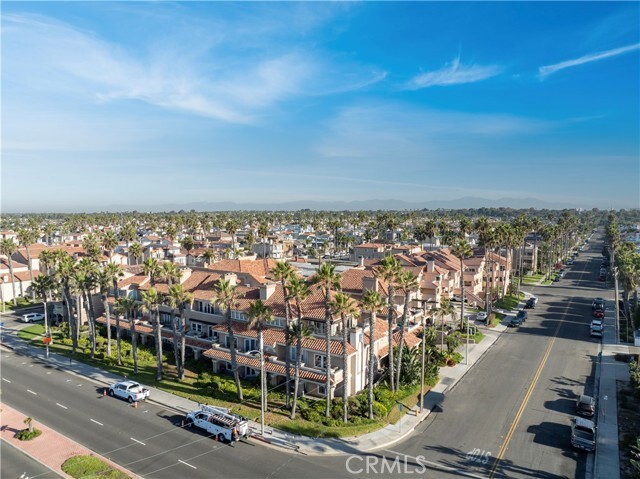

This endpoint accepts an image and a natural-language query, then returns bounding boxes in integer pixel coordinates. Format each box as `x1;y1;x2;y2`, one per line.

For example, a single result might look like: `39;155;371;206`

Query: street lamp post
420;305;426;414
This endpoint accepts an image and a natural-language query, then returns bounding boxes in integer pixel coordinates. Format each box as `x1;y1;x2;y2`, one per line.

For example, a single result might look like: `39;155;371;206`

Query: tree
271;261;296;408
128;242;143;266
395;270;419;390
142;287;163;381
286;276;311;419
225;219;239;258
374;255;401;392
17;227;38;300
116;296;139;374
76;258;99;359
180;235;195;256
361;289;385;420
248;299;274;435
258;222;269;259
310;262;342;417
120;223;137;265
103;262;124;361
330;291;359;423
451;239;473;329
167;284;193;381
101;230;119;262
143;258;161;287
0;239;18;306
31;274;55;358
212;278;244;400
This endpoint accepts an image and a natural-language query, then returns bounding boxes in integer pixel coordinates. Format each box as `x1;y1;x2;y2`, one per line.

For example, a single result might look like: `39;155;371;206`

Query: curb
0;436;69;479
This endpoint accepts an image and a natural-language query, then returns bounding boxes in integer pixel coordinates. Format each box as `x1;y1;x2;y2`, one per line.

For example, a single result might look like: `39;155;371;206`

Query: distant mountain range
92;196;581;213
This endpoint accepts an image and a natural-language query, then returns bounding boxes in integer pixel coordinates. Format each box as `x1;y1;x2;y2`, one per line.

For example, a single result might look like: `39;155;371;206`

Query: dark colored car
593;309;605;319
509;315;523;327
524;298;536;309
516;310;528;322
576;395;596;417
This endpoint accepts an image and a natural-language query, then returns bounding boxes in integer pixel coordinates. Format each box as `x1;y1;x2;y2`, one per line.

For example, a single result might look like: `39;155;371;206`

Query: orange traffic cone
134;401;138;409
103;388;107;397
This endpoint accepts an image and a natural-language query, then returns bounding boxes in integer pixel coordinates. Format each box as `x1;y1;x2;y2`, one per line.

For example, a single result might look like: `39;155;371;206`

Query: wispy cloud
539;43;640;78
406;56;502;89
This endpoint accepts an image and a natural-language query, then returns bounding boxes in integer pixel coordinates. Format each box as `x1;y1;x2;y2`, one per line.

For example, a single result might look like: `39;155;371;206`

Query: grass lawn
521;273;545;285
1;298;42;312
62;455;130;479
17;324;431;438
494;294;523;311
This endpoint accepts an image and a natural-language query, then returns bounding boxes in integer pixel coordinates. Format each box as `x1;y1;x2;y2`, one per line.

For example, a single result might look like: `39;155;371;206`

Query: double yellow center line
489;319;562;478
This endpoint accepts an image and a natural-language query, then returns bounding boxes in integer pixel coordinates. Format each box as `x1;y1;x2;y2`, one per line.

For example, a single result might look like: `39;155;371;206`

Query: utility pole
420;303;426;414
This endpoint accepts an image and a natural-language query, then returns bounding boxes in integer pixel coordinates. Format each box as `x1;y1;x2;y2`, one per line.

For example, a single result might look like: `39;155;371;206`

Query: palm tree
361;289;385;419
120;223;137;265
248;299;274;435
395;270;419;390
17;227;38;300
128;242;143;266
116;296;139;374
330;292;359;423
167;284;193;381
31;274;55;358
435;297;456;351
103;262;124;360
374;255;401;392
451;238;473;331
203;249;215;267
212;278;244;400
159;261;181;289
53;251;78;351
76;258;99;359
271;261;296;407
258;222;269;259
225;219;239;258
424;218;438;251
310;262;342;417
143;258;161;287
180;236;195;257
0;239;18;306
286;276;311;419
142;287;163;381
101;230;119;262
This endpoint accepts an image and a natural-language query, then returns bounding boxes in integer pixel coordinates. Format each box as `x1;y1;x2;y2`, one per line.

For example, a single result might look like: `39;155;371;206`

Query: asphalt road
0;236;605;479
0;439;62;479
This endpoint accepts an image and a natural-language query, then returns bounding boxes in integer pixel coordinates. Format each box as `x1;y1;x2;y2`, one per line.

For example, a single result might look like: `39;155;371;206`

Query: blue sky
2;1;639;212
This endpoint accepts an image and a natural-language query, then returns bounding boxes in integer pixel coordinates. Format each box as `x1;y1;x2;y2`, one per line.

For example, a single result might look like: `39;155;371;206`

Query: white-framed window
289;346;297;362
245;339;257;351
318;385;326;395
191;323;202;333
197;301;215;315
224;336;238;349
314;354;327;369
231;310;246;321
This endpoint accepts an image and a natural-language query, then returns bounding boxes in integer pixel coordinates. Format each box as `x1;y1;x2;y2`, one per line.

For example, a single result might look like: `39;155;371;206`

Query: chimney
427;257;435;273
362;275;378;292
359;256;364;267
223;272;237;286
260;282;276;300
179;268;192;284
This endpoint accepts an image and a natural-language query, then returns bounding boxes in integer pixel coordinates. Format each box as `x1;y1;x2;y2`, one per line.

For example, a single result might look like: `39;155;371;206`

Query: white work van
185;405;249;443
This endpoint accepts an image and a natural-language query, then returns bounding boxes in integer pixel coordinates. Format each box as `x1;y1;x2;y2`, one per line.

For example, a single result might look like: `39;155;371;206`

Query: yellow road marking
489;319;562;478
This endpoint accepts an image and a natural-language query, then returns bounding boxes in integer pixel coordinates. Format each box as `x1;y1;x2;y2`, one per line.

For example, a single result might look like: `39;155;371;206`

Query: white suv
21;313;45;323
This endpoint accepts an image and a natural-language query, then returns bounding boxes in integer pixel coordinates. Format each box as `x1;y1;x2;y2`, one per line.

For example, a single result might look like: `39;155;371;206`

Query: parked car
554;275;561;282
593;308;605;319
108;381;150;403
567;259;574;265
476;312;488;322
571;417;597;451
185;405;249;443
21;313;45;323
524;298;536;309
576;395;596;417
529;296;539;306
592;298;605;310
516;310;528;322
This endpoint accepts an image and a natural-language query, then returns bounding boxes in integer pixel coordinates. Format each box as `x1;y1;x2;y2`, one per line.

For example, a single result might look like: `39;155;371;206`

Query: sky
2;1;639;212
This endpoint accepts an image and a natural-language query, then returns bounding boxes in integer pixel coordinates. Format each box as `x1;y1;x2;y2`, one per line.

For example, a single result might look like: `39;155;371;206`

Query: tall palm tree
142;287;163;381
143;258;161;287
271;261;296;407
116;296;139;374
0;239;18;306
31;274;55;358
434;297;456;351
103;262;124;360
53;251;78;351
248;299;274;435
258;222;269;259
374;255;401;392
128;242;143;266
160;261;181;289
212;278;244;400
310;262;342;417
361;289;385;420
101;230;119;262
225;219;239;258
120;223;137;265
395;270;419;391
451;238;473;329
330;292;359;423
167;284;193;381
286;276;311;419
17;227;38;300
76;258;99;359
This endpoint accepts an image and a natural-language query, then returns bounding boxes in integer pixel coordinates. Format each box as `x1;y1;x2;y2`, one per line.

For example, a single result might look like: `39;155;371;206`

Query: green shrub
372;401;387;418
62;455;130;479
374;387;395;411
302;409;322;423
15;428;42;441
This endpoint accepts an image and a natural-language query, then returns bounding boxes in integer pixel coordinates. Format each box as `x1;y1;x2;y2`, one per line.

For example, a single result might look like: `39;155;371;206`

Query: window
318;385;326;395
314;354;327;369
197;301;215;315
224;336;238;349
191;323;202;333
289;346;297;362
231;310;246;321
245;368;258;377
245;339;257;351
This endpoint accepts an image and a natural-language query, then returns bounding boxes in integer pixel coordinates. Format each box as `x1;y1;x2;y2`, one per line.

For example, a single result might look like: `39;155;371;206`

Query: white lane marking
21;362;26;365
385;450;489;479
1;378;11;383
46;372;52;375
76;384;82;387
66;379;71;382
56;403;68;409
27;389;37;395
90;419;104;426
178;460;197;469
131;437;146;446
28;364;34;368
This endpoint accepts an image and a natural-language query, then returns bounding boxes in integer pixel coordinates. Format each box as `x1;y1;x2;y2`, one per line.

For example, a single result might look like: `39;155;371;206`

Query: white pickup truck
108;381;150;403
185;405;249;443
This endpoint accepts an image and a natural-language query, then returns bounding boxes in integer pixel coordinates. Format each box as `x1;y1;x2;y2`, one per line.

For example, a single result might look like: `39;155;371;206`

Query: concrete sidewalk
1;316;510;456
